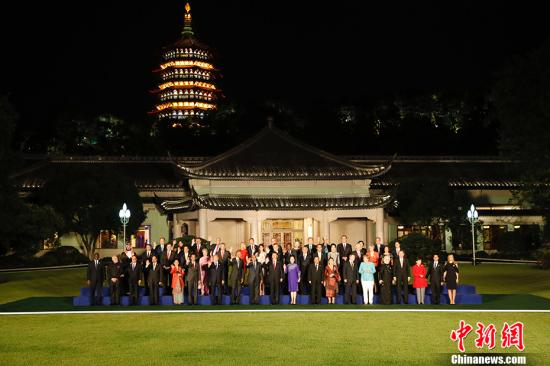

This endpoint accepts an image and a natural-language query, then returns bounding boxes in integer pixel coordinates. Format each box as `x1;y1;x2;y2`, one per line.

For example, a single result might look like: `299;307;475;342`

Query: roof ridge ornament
182;2;194;37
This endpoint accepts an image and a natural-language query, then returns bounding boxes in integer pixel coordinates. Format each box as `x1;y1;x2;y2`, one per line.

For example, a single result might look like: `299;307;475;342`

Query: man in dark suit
308;256;324;304
343;253;359;304
155;237;166;257
146;255;161;305
247;255;261;304
141;244;155;295
107;255;123;305
127;255;142;305
208;254;224;305
228;250;245;305
298;246;311;294
393;250;411;304
313;244;327;268
161;243;176;295
373;237;386;258
192;237;210;258
87;253;104;305
186;253;200;305
305;237;316;254
218;243;231;295
267;252;284;304
338;235;353;265
427;254;444;305
247;238;258;257
354;242;366;263
393;241;402;262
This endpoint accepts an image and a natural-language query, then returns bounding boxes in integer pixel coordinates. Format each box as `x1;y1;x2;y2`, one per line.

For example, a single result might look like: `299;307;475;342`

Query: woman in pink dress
199;247;210;295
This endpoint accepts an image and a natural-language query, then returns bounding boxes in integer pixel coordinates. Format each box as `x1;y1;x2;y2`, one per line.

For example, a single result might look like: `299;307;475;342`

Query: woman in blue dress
284;255;301;305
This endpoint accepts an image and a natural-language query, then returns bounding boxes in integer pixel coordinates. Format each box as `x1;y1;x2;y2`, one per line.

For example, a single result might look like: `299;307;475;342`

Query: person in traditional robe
170;259;185;305
284;255;301;305
324;257;340;304
199;247;210;295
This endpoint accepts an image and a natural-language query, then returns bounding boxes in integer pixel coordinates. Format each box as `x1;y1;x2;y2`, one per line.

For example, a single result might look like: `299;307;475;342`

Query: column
198;209;208;239
250;216;259;243
375;207;385;244
173;219;182;239
366;220;374;246
321;212;330;243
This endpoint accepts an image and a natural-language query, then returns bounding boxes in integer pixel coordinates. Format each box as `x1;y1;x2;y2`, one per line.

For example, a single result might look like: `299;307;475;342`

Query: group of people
86;235;461;306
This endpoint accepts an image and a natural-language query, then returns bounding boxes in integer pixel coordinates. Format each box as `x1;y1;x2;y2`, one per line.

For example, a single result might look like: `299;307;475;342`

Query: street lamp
466;204;479;266
119;203;131;247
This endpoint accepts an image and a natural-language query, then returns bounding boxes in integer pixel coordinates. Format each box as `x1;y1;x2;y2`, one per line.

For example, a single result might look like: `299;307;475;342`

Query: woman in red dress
170;259;185;305
239;242;248;271
412;257;428;304
324;257;340;304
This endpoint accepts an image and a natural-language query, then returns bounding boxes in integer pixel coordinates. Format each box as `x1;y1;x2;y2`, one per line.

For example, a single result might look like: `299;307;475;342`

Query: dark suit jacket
393;257;411;279
155;245;165;257
208;262;224;285
374;244;386;254
337;243;353;259
161;250;177;268
343;261;358;282
267;262;284;283
146;262;161;285
186;261;200;283
353;249;365;261
191;243;209;257
427;261;444;283
247;245;258;257
229;258;244;284
107;262;123;280
87;260;104;283
141;251;155;267
219;250;231;268
126;263;142;284
298;252;311;272
312;251;327;268
247;261;261;285
308;263;324;283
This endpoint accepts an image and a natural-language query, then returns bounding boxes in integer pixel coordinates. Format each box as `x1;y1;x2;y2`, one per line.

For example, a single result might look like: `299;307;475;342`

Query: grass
0;263;549;365
0;313;548;365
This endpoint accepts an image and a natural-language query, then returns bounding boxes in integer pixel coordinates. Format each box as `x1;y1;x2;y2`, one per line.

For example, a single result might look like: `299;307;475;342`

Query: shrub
389;233;442;262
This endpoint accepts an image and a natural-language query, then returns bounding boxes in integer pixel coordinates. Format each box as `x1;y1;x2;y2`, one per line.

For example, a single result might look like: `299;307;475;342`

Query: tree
392;177;472;246
39;167;146;258
492;39;550;238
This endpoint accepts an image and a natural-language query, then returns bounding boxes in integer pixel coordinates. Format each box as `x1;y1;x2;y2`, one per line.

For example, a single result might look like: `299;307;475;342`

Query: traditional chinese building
150;2;220;128
12;124;545;257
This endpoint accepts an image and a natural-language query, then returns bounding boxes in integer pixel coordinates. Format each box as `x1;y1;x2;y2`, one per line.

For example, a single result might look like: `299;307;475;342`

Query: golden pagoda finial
182;2;194;36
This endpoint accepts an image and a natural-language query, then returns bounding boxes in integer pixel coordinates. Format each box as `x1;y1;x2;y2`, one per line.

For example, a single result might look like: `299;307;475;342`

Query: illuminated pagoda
151;2;220;128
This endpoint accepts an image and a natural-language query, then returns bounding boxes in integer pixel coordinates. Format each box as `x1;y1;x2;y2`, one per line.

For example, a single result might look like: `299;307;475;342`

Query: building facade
12;125;544;256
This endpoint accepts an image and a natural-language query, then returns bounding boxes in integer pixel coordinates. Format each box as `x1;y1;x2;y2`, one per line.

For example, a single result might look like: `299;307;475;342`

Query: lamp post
119;203;131;247
466;204;479;266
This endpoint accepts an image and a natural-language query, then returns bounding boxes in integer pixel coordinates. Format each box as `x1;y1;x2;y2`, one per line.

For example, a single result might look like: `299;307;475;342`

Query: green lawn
0;264;549;366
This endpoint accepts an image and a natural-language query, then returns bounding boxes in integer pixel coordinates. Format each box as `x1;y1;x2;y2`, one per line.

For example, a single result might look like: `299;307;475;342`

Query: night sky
1;0;549;140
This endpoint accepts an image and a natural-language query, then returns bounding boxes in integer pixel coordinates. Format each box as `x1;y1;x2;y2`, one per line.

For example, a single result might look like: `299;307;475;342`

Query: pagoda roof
176;125;393;180
158;192;394;212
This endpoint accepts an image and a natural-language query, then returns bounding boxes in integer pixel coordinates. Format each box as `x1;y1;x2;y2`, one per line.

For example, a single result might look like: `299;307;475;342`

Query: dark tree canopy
493;39;550;235
39;167;146;258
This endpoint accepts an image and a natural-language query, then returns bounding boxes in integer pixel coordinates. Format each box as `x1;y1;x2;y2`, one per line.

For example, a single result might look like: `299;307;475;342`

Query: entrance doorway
262;219;304;246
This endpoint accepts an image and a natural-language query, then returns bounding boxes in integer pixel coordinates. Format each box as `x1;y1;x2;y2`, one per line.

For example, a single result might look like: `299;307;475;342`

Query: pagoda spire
182;2;194;37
